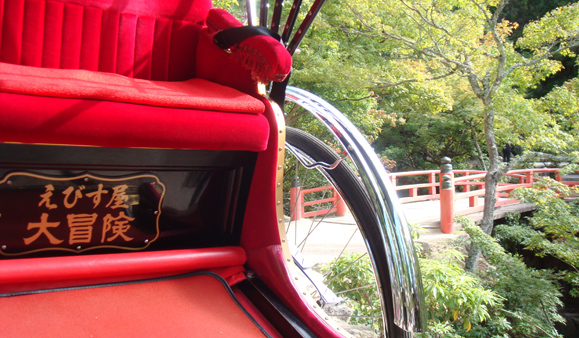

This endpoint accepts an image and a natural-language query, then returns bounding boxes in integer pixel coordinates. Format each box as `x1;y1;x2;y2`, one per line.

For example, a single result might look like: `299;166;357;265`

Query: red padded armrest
0;247;246;293
199;8;292;84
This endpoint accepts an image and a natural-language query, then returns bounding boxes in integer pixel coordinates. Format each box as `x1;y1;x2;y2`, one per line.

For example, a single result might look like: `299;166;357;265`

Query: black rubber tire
286;127;408;338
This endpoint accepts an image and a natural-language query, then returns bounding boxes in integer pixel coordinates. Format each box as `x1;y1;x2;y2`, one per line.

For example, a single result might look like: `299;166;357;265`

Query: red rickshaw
0;0;424;336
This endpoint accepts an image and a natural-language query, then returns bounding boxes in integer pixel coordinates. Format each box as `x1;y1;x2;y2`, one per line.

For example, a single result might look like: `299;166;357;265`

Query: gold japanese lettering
38;184;58;210
102;211;135;243
105;185;129;209
62;185;85;209
85;184;109;209
24;213;63;245
67;213;98;245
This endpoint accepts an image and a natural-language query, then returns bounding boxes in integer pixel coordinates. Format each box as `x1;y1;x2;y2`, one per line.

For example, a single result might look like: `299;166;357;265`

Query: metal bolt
279;147;283;152
6;180;11;185
154;210;159;215
277;182;281;187
277;201;281;205
1;245;6;250
278;219;283;223
144;239;149;244
77;246;82;250
278;165;282;170
84;178;89;182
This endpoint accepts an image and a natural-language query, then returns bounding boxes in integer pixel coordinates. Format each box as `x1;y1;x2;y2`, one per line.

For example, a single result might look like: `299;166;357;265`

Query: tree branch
490;0;509;95
337;95;375;102
503;39;579;79
499;151;576;176
373;68;458;89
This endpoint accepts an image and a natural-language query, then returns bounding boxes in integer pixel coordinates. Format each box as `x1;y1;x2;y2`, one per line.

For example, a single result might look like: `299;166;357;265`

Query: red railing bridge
289;159;578;234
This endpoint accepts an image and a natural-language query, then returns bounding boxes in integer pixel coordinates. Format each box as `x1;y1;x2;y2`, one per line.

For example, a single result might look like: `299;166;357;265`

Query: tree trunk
465;102;503;272
471;126;487;171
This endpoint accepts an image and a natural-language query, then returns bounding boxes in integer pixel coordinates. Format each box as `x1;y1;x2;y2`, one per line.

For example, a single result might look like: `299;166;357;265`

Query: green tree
298;0;579;271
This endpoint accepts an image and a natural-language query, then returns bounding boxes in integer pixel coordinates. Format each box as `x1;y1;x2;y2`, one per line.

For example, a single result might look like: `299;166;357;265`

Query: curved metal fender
285;86;426;333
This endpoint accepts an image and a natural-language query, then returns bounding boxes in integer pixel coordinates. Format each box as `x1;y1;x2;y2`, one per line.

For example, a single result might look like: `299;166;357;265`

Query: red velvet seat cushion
0;273;268;338
0;92;270;150
0;62;270;150
0;62;265;113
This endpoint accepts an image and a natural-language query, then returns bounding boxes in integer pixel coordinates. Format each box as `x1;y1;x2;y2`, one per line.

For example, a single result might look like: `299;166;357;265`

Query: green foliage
417;251;509;338
517;3;579;56
459;217;564;338
289;0;579;173
497;177;579;297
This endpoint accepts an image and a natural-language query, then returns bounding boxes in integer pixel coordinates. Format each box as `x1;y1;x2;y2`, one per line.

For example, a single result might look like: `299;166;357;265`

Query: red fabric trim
0;92;270;151
247;246;344;338
1;0;209;81
241;101;282;250
0;274;269;338
233;287;284;338
45;0;213;23
0;62;265;112
0;247;246;293
205;8;292;83
196;27;259;95
239;103;343;337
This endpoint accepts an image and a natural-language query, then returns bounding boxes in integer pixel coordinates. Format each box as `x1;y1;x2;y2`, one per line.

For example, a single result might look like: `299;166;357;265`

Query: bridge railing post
429;172;436;196
336;191;347;216
289;175;303;221
440;157;455;234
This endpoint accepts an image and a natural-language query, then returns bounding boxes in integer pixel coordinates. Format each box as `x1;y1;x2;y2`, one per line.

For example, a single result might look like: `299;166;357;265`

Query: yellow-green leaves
518;2;579;54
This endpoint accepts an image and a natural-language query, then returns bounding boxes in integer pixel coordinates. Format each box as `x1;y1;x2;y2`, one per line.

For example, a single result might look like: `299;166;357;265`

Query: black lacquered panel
0;144;257;258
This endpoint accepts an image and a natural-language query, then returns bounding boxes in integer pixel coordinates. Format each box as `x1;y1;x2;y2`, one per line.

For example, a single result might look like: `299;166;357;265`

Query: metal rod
269;0;284;32
246;0;258;26
287;0;327;54
281;0;303;44
259;0;269;27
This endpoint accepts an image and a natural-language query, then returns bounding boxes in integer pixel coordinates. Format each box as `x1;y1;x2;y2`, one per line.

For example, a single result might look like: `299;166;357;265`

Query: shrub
459;216;564;338
501;177;579;297
416;250;510;338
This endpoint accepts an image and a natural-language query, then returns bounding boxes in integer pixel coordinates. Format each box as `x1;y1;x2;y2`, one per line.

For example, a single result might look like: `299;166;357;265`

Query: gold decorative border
0;172;165;256
270;100;292;263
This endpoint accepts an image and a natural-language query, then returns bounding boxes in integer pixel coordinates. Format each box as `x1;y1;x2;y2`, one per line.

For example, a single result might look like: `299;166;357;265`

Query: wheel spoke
334;283;375;295
324;252;368;284
283;126;388;336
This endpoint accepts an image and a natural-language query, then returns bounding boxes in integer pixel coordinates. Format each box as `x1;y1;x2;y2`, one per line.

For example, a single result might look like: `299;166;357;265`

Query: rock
342;323;380;338
415;241;432;256
323;303;353;322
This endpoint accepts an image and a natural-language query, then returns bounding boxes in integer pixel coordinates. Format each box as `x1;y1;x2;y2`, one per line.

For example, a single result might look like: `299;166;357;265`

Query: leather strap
213;26;282;50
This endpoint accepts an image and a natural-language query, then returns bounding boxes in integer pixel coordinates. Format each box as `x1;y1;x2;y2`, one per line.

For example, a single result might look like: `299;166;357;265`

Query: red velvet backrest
0;0;212;81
